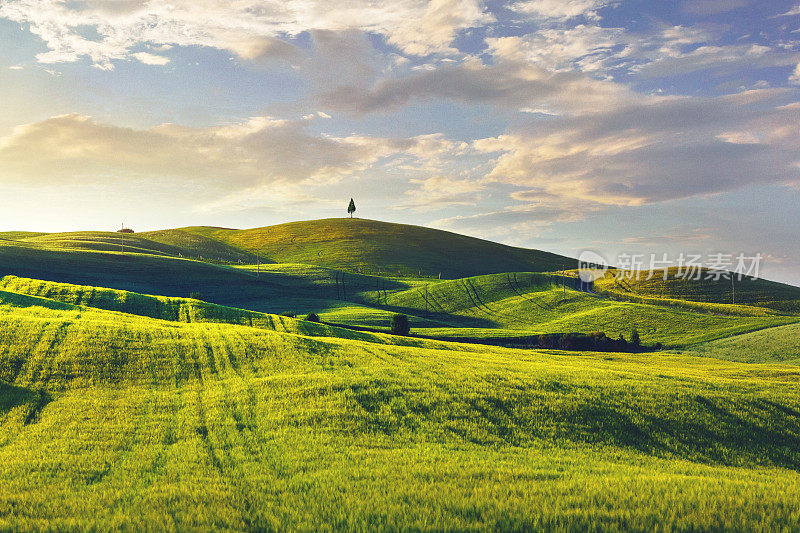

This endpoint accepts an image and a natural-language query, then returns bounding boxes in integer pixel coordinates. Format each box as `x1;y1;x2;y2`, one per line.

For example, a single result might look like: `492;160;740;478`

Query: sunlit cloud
473;90;800;206
131;52;170;65
320;37;636;115
0;114;459;193
0;0;490;69
510;0;612;21
397;175;484;210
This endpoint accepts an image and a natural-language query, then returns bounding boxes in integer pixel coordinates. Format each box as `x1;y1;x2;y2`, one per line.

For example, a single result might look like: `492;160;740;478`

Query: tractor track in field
463;279;531;328
85;389;156;487
195;388;224;473
460;279;490;319
416;286;447;315
425;289;447;313
507;273;551;312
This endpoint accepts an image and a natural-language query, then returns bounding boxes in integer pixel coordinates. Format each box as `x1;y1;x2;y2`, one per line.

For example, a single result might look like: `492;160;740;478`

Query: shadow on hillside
339;378;800;471
0;245;491;327
367;303;494;328
569;395;800;470
0;290;76;311
0;382;52;424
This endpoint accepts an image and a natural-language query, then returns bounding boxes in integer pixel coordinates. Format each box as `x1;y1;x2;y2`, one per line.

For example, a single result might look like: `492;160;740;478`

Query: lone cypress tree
347;198;356;218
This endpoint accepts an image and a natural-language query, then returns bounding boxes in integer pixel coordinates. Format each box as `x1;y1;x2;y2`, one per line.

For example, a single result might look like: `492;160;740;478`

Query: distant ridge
172;218;574;278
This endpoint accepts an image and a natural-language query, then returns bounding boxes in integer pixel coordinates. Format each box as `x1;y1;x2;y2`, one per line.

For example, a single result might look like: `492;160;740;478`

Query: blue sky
1;0;799;283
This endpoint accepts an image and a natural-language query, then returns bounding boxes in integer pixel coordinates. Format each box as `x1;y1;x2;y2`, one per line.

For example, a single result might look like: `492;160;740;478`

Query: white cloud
429;197;599;242
774;4;800;17
473;90;800;206
398;175;483;209
0;114;458;192
791;63;800;84
502;25;628;73
8;65;24;70
131;52;170;65
500;21;794;81
0;0;490;69
387;0;494;56
510;0;611;21
320;37;637;115
633;44;800;78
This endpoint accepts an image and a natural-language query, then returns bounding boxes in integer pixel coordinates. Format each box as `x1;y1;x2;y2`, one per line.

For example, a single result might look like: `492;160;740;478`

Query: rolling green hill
17;229;256;263
3;218;800;529
2;232;798;350
596;267;800;312
689;322;800;365
2;218;574;279
366;272;798;347
177;218;574;278
1;281;800;529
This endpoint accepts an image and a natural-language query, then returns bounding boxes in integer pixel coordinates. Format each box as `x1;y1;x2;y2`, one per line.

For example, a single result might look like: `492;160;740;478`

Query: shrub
305;312;320;322
391;313;411;336
189;291;202;300
631;328;641;348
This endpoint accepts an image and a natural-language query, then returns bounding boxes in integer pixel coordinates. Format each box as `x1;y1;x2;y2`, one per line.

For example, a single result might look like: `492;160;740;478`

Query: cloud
774;4;800;17
681;0;751;15
501;21;794;81
131;52;170;65
472;89;800;206
398;175;484;209
429;197;599;243
0;0;490;69
621;227;714;245
511;24;627;73
0;114;457;193
633;44;800;78
510;0;612;21
320;37;635;114
387;0;494;56
791;63;800;84
8;65;24;70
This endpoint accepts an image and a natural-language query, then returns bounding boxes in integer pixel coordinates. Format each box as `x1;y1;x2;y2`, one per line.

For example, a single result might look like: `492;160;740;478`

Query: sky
0;0;799;284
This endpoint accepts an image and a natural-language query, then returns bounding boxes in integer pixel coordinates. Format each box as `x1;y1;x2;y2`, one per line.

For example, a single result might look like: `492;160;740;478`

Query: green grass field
1;219;800;530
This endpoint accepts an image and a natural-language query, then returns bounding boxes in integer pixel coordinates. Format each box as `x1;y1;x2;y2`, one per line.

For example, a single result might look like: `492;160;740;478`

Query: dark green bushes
391;314;411;336
535;331;656;352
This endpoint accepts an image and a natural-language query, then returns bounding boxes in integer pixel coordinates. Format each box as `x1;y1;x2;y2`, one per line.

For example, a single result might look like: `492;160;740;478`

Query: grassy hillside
1;288;800;529
0;231;48;240
689;322;800;365
0;275;456;350
4;234;796;350
365;272;798;347
0;243;407;314
180;218;573;278
596;267;800;312
2;224;800;528
16;229;255;263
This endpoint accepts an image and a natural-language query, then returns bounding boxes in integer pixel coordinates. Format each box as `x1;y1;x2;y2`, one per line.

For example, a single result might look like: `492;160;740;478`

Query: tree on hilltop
347;198;356;218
